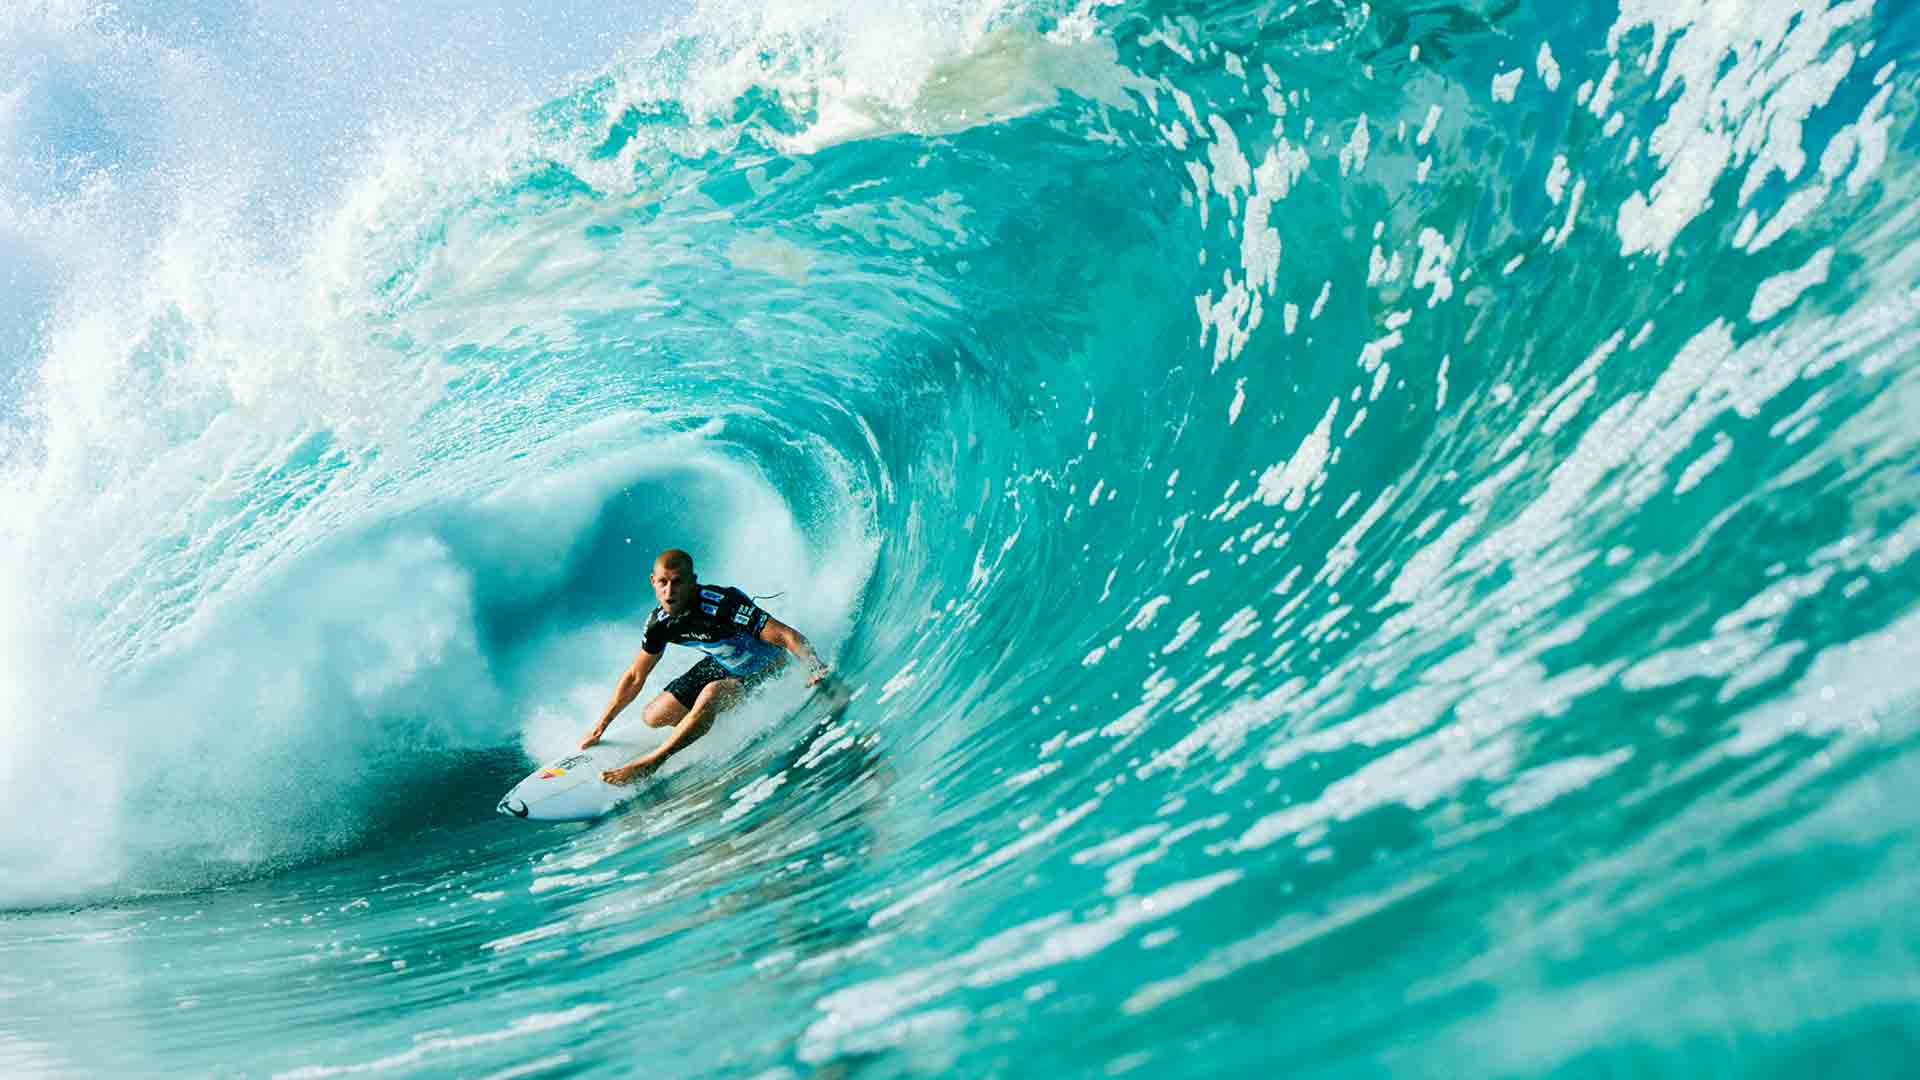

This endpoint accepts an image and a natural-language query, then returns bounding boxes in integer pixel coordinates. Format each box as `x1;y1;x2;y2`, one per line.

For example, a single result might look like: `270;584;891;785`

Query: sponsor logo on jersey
700;588;724;601
701;602;719;616
732;608;752;625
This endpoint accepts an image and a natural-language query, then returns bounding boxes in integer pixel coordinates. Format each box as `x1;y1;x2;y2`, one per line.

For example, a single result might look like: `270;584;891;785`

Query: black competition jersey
641;585;783;674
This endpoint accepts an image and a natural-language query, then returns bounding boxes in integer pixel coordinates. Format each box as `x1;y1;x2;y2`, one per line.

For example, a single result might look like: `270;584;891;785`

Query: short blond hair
654;548;694;576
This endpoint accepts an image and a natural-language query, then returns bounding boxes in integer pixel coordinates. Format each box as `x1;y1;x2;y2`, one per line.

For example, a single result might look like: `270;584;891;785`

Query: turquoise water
4;0;1919;1074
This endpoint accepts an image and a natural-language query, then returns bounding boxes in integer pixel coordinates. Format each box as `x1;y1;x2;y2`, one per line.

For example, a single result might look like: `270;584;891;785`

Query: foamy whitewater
3;0;1919;1075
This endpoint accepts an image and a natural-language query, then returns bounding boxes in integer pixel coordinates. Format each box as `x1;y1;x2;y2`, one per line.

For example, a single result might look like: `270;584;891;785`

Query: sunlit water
4;0;1919;1075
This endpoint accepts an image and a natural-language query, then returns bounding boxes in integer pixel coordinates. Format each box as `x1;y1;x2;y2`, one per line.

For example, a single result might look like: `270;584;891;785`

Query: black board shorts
664;656;786;709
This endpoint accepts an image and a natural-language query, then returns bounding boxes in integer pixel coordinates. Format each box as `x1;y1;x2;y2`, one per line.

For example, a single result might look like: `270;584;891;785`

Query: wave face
4;0;1920;1075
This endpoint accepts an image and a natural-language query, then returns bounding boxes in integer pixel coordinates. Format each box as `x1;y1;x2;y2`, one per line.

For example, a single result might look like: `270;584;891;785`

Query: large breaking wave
3;0;1919;1072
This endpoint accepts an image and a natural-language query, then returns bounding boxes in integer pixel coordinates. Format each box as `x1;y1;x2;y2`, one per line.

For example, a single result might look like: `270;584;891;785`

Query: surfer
580;548;834;784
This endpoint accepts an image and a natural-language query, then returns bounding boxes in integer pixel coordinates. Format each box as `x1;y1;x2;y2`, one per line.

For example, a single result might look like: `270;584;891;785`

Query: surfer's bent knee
692;678;743;712
642;692;687;728
704;677;743;699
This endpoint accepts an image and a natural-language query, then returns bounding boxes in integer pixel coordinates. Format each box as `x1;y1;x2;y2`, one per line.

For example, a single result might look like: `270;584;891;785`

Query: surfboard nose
497;796;529;818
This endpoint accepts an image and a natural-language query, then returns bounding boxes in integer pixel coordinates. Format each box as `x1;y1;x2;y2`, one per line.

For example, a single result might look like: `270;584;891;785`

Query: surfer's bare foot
602;761;655;785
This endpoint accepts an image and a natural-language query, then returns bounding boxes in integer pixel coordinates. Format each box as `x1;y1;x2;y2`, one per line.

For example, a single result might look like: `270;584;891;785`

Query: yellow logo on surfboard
533;754;590;781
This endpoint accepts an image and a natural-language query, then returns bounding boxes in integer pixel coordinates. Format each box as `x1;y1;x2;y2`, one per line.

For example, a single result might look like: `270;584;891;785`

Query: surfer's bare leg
640;692;688;729
656;678;742;760
603;679;742;784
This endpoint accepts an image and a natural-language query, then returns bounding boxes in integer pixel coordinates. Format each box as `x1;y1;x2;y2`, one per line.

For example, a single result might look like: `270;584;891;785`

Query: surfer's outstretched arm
759;616;832;686
581;647;663;748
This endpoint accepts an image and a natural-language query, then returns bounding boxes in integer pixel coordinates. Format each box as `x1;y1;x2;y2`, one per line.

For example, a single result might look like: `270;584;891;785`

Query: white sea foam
0;0;897;903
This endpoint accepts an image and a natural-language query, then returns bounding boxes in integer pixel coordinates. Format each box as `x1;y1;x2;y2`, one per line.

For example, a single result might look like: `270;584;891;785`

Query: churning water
3;0;1919;1075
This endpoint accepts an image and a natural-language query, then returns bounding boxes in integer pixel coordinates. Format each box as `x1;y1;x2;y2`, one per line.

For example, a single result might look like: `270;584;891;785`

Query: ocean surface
3;0;1919;1075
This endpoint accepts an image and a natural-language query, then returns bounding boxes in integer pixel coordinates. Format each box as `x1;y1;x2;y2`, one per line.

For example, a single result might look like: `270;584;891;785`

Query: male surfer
580;548;833;784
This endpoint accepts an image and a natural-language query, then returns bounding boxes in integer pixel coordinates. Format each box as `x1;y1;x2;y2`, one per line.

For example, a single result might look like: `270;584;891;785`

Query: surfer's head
653;549;697;614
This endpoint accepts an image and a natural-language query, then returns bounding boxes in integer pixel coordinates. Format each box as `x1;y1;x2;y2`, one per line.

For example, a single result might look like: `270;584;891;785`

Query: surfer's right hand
579;730;602;749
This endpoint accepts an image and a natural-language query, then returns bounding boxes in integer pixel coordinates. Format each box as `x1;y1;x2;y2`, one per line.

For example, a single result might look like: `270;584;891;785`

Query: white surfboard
496;739;654;822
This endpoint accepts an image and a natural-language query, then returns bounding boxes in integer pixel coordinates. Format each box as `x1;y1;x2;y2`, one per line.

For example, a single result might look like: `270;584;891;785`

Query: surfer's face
653;564;695;614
